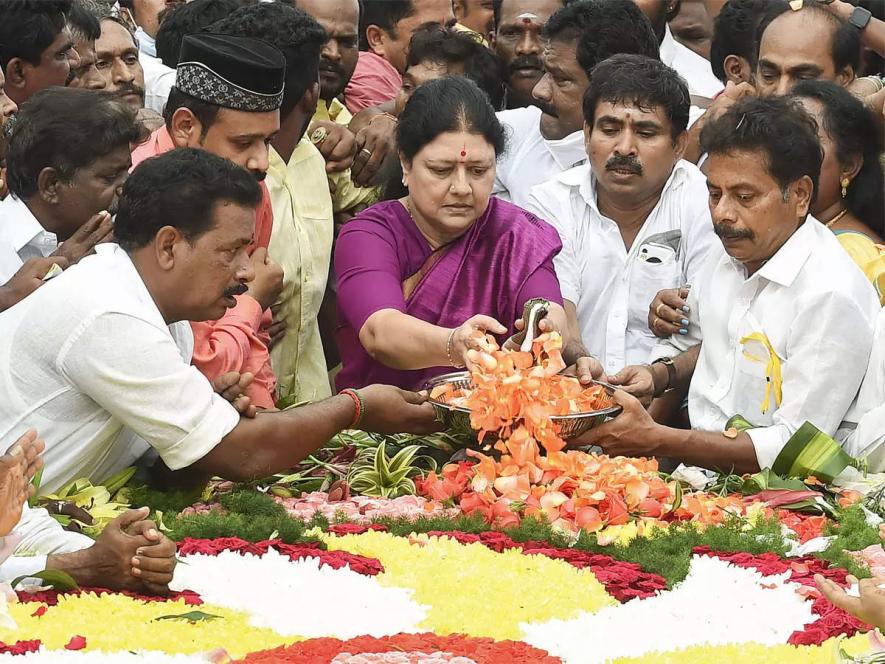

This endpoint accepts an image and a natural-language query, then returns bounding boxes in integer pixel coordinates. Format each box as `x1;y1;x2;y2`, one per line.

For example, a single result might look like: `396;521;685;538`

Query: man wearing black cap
132;32;286;413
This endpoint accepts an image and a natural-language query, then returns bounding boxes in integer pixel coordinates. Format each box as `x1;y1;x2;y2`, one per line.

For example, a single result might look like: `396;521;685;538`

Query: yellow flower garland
0;594;294;657
324;531;617;640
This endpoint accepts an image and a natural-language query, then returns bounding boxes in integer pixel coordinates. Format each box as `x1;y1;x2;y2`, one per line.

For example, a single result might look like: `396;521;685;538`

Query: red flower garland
236;633;562;664
17;587;202;607
694;547;871;644
177;537;384;576
0;640;41;655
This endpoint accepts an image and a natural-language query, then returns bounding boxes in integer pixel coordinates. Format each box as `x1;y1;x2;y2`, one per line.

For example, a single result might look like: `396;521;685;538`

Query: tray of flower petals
425;332;621;445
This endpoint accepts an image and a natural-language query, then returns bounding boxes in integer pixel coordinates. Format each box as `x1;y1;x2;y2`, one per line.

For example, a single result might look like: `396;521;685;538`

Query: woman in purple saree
335;77;595;391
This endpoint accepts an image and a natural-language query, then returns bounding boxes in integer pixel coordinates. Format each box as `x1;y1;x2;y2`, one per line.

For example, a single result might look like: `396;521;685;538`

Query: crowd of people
0;0;881;604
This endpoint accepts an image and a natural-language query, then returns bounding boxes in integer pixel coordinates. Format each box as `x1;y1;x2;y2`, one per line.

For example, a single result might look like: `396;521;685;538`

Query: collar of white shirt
0;195;56;256
558;159;692;217
545;128;589;171
135;26;156;58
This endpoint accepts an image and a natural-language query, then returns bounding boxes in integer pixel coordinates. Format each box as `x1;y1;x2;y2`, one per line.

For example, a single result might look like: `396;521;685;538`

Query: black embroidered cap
175;33;286;113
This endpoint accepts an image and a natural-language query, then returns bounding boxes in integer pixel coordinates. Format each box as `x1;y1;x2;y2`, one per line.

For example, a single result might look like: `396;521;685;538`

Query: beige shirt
266;141;334;402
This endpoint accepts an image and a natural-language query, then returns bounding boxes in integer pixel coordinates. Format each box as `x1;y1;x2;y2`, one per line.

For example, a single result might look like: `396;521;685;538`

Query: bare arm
827;0;885;58
359;308;506;371
193;385;439;481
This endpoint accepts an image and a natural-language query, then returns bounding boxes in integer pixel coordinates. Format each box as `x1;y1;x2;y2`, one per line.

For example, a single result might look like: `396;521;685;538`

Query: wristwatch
849;5;872;30
651;357;677;395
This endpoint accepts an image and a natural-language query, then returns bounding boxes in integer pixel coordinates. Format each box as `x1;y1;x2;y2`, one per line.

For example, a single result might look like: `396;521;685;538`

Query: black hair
583;54;690;139
542;0;659;79
155;0;252;68
162;87;220;136
382;76;504;199
757;0;861;76
397;75;505;161
210;3;328;118
700;95;822;204
358;0;414;50
115;148;262;251
710;0;781;84
791;80;884;237
6;87;147;200
68;1;102;42
0;0;73;70
406;24;506;110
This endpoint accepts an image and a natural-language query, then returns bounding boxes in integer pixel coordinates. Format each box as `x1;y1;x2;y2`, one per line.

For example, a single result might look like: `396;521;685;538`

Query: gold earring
841;177;850;199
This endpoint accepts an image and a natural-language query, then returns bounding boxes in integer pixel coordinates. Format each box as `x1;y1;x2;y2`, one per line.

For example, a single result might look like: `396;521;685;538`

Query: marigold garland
323;531;617;640
236;633;562;664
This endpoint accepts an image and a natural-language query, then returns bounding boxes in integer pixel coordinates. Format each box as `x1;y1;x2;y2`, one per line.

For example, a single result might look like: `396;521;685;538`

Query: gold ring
309;126;328;145
655;303;666;318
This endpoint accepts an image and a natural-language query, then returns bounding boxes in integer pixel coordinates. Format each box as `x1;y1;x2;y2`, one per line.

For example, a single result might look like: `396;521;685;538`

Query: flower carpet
3;490;885;663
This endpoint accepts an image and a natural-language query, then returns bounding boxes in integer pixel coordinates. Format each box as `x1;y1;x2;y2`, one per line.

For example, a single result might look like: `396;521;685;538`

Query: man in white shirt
527;55;717;377
633;0;723;98
582;95;879;474
0;147;437;493
0;87;143;305
493;0;660;209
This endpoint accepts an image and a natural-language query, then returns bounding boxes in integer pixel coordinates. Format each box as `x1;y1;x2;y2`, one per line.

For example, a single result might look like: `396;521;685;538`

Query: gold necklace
825;208;849;229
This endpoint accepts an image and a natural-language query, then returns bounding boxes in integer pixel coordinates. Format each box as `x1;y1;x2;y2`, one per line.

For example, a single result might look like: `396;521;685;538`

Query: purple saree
334;197;564;391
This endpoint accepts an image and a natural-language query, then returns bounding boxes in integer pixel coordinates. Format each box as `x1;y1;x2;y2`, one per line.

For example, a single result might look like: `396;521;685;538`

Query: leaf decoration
153;610;222;623
12;569;79;591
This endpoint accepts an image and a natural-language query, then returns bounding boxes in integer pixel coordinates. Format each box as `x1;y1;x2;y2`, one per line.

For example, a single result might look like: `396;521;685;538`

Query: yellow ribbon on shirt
738;332;783;415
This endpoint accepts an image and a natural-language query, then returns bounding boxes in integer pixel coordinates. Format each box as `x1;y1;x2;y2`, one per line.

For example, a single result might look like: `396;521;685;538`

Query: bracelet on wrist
446;329;465;368
368;112;397;127
340;388;365;428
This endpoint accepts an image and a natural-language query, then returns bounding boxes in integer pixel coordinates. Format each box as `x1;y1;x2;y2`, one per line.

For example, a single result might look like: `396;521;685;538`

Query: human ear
154;226;180;270
4;59;26;90
673;130;688;162
36;168;61;205
835;66;855;89
840;153;863;184
365;25;386;57
792;175;814;218
169;108;201;147
400;152;411;185
724;55;751;85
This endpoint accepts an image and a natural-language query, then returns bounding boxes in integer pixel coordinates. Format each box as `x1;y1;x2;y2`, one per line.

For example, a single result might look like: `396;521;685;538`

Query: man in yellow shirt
213;3;338;403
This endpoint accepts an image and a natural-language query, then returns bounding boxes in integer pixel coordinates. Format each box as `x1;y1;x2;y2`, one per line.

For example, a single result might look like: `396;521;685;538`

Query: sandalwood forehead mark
517;12;539;24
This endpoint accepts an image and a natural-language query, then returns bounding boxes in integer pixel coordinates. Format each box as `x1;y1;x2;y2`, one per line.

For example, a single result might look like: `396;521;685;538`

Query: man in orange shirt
131;33;285;409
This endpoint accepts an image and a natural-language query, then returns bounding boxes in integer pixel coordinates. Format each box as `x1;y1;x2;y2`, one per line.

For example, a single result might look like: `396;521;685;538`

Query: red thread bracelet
340;389;362;428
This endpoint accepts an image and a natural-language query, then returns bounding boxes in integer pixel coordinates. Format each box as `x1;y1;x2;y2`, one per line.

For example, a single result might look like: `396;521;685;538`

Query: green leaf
28;467;44;507
12;569;79;591
153;610;222;623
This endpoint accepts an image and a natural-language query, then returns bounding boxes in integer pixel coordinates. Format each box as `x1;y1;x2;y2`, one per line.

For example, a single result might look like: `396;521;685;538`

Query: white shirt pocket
628;233;682;331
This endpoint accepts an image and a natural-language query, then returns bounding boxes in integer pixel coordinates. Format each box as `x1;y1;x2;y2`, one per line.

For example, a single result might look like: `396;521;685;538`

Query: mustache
319;59;344;77
606;155;642;174
508;55;543;73
223;283;248;298
116;83;145;100
713;222;754;240
252;170;266;182
536;100;558;118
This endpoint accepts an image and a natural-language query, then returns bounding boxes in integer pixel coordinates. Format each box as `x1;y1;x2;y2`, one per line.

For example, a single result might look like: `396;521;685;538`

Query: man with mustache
0;88;142;310
131;33;286;411
493;0;659;209
0;0;80;107
0;147;438;503
492;0;563;110
67;2;106;91
527;55;717;380
581;96;879;474
95;15;147;115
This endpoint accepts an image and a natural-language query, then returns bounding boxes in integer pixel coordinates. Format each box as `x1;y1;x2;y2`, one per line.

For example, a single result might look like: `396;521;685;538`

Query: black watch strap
652;357;677;394
849;6;872;30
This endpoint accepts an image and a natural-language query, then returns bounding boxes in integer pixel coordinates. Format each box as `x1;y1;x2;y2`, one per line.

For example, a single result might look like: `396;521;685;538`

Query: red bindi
459;146;467;162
